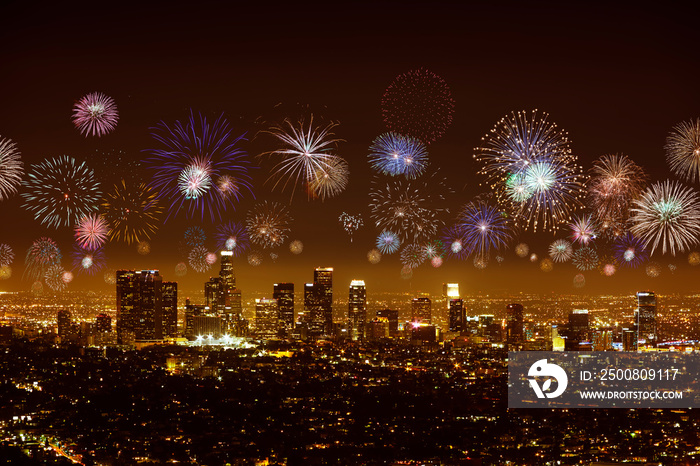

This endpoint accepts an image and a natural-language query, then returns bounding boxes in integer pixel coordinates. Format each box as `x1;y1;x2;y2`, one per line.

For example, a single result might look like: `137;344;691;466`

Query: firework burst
146;111;253;221
104;269;116;285
367;249;381;264
376;230;401;255
72;92;119;137
441;225;467;259
646;262;662;278
188;246;213;273
289;240;303;254
572;246;599;271
665;118;700;183
215;221;250;255
423;239;446;260
137;241;151;255
570;214;597;245
473;110;586;232
21;155;102;228
540;258;554;272
0;136;23;201
515;243;529;258
368;132;428;178
184;226;207;247
102;180;162;244
0;265;11;280
690;252;700;266
75;214;109;251
45;264;68;291
381;68;455;144
25;237;61;281
248;251;263;266
0;244;14;267
369;171;450;243
246;201;292;249
175;262;187;277
339;212;363;242
72;245;105;275
261;116;345;200
573;274;586;288
629;180;700;255
548;239;573;263
457;201;512;260
587;154;647;236
400;243;427;269
613;233;648;268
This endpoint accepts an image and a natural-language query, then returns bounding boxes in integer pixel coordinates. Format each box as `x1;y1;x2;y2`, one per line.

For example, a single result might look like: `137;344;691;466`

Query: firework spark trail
666;118;700;183
72;92;119;137
0;136;24;201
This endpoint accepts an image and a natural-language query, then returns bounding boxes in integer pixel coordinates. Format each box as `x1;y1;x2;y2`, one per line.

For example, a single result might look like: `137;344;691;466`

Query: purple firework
145;111;254;221
614;232;649;268
72;245;106;275
72;92;119;137
215;221;250;256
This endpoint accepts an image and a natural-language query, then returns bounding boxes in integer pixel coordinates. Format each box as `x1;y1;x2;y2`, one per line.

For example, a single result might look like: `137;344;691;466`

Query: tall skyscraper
506;303;524;346
204;251;243;335
273;283;295;331
116;270;163;344
568;310;589;340
57;310;72;338
95;314;112;333
255;298;279;340
314;267;333;335
448;298;465;332
636;291;657;346
412;296;432;323
376;309;399;337
162;281;178;337
348;280;367;340
304;283;324;337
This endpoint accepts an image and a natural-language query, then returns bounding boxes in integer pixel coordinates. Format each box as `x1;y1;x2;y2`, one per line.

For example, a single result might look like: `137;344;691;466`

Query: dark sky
1;1;699;297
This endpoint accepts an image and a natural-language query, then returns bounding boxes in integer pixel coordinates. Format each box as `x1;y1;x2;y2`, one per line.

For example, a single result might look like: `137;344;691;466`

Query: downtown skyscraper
116;270;175;344
348;280;366;341
636;291;657;346
304;267;333;337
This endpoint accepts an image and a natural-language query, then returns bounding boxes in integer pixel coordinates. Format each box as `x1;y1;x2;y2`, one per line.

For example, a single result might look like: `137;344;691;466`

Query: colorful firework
145;111;254;221
613;233;648;268
45;264;67;291
247;251;262;267
400;243;427;269
0;136;23;201
72;245;105;275
175;262;187;277
601;262;617;276
423;239;445;259
0;244;14;267
62;271;74;284
548;239;573;263
72;92;119;137
367;249;381;264
368;132;428;178
431;256;443;267
689;252;700;266
369;171;450;243
572;247;599;271
570;214;597;245
0;265;12;280
137;241;151;255
289;240;303;254
21;155;102;228
441;225;467;259
381;68;455;144
261;116;345;200
587;154;647;236
339;212;363;242
457;201;512;260
540;258;554;272
25;237;62;281
215;221;250;256
629;180;700;255
306;155;349;201
646;262;662;278
665;118;700;183
473;110;586;232
75;214;109;251
376;230;401;255
246;201;292;249
184;226;207;247
529;253;538;262
496;255;505;265
188;245;213;273
573;274;586;288
515;243;529;258
103;269;116;285
473;256;488;269
102;180;162;244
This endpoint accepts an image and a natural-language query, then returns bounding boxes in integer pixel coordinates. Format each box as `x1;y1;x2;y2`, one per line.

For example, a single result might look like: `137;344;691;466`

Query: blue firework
376;230;401;254
614;232;649;268
215;221;250;256
368;132;428;179
72;244;106;275
458;201;512;260
184;226;207;247
441;225;468;259
145;111;254;221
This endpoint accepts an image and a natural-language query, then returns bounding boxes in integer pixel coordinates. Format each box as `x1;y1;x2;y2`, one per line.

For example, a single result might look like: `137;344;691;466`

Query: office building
95;314;112;333
636;291;657;346
273;283;295;330
255;298;279;340
376;309;399;337
348;280;367;340
204;251;243;335
116;270;163;344
162;281;178;337
314;267;333;335
506;303;524;346
448;298;465;332
57;310;72;338
412;296;431;323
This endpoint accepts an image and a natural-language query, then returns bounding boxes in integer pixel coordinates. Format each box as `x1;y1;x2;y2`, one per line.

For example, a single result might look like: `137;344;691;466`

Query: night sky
1;1;699;296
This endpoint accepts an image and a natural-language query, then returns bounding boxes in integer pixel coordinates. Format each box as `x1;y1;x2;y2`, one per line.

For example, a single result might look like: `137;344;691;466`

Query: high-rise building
204;251;243;336
623;327;638;352
448;298;465;332
506;303;524;346
568;309;589;343
162;281;178;337
304;283;324;337
376;309;399;337
57;310;72;338
255;298;279;340
116;270;163;344
348;280;367;340
314;267;333;335
412;296;431;323
273;283;295;331
636;291;656;346
95;314;112;333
